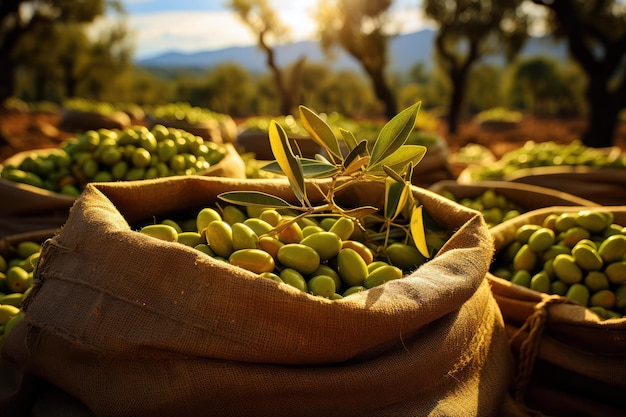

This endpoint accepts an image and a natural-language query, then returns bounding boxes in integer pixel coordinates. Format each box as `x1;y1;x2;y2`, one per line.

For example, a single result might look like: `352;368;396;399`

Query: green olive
229;249;275;274
277;244;320;275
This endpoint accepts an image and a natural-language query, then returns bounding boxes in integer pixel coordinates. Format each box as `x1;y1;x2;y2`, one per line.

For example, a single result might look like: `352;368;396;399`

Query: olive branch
218;102;431;258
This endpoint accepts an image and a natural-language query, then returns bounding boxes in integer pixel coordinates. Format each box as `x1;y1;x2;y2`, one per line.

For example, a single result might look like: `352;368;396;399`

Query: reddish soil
1;109;625;164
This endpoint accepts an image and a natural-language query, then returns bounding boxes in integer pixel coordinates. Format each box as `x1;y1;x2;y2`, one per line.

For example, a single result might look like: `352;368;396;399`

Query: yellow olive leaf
343;155;370;175
268;120;306;203
340;128;358;152
410;205;430;258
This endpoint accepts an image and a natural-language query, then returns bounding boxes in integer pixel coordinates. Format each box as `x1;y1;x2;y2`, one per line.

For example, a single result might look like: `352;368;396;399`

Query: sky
109;0;432;59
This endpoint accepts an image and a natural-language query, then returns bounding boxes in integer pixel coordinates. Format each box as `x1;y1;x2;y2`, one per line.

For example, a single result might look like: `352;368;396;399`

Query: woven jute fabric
488;206;626;414
3;176;514;417
57;109;131;132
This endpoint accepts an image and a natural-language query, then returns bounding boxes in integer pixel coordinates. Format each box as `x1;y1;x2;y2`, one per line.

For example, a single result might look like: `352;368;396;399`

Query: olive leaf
339;128;358;152
262;158;339;178
369;102;421;167
343;155;370;176
224;102;438;267
404;161;414;182
368;145;426;173
339;205;380;219
384;176;411;221
218;191;292;208
268;120;306;204
382;164;406;184
299;105;342;161
342;140;368;170
410;205;430;258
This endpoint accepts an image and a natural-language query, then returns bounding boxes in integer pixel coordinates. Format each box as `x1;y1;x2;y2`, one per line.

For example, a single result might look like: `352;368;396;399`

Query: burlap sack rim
58;108;131;131
457;162;626;185
0;229;58;257
0;176;77;201
17;176;495;365
429;179;599;208
70;176;494;312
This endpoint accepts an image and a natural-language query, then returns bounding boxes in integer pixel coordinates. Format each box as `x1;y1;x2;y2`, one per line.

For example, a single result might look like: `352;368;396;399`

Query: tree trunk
447;70;466;135
0;56;16;105
34;71;47;101
582;78;620;148
62;59;78;98
366;67;397;121
258;31;293;116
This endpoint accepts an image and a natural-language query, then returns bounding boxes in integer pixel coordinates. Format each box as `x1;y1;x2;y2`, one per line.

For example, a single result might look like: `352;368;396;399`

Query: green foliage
504;55;586;117
219;103;431;257
1;1;127;103
475;107;523;124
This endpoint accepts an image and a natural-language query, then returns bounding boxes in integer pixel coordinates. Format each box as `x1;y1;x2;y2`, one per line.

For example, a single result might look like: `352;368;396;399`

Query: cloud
127;10;257;58
107;1;432;59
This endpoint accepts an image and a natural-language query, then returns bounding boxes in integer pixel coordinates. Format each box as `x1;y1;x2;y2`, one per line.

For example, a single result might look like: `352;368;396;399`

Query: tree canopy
0;0;126;105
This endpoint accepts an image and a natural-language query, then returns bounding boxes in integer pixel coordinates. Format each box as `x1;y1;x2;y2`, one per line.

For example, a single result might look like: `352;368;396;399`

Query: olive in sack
441;188;525;227
138;205;444;299
491;209;626;319
0;240;43;348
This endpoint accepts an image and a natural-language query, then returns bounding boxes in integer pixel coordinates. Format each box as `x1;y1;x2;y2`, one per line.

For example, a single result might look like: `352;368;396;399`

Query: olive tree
228;0;305;116
531;0;626;147
0;0;119;105
425;0;529;134
315;0;397;120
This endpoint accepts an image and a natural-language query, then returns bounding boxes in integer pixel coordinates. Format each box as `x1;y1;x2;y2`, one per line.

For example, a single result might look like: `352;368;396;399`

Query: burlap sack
57;109;131;132
0;229;62;417
0;176;73;237
457;164;626;206
505;166;626;206
488;206;626;415
0;144;245;237
3;176;515;417
429;180;599;213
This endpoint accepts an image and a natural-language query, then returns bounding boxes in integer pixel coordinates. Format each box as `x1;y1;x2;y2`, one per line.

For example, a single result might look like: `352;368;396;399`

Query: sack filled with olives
488;206;626;416
3;175;515;417
0;125;246;236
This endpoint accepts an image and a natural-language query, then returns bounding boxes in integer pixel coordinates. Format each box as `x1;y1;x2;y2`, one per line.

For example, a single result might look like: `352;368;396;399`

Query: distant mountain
136;29;568;74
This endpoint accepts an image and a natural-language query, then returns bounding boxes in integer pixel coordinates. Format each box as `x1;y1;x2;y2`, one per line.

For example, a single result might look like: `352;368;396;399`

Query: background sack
4;176;514;417
0;143;245;237
488;206;626;415
505;166;626;206
57;108;131;132
429;180;599;213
